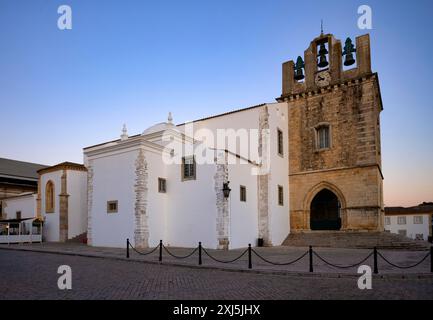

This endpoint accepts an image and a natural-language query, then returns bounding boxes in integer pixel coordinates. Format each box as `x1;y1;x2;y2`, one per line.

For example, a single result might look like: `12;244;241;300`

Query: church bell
342;37;356;66
317;43;329;68
294;56;305;81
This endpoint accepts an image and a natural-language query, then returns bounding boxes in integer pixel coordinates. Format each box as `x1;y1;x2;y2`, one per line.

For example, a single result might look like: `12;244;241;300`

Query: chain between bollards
248;244;252;269
373;247;379;274
125;239;427;274
309;246;313;272
199;242;202;265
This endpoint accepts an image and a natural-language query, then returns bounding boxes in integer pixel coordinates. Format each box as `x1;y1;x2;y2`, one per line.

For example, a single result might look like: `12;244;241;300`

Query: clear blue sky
1;0;432;206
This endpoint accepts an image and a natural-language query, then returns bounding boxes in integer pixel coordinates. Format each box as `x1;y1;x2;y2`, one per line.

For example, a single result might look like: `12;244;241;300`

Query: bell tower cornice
278;33;373;100
277;72;383;111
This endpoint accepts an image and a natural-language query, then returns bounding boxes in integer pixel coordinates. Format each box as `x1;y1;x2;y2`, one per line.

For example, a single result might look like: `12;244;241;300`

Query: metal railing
126;239;433;274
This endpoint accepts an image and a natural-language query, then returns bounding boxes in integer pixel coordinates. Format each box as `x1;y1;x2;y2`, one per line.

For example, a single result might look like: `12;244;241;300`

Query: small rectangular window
413;216;423;224
385;217;391;225
316;125;330;150
182;156;196;181
397;216;406;225
240;186;247;202
107;201;118;214
278;185;284;206
158;178;167;193
277;129;284;156
16;211;22;220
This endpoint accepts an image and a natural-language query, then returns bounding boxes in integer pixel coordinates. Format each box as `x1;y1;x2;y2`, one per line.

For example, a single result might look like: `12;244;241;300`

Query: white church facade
83;103;289;249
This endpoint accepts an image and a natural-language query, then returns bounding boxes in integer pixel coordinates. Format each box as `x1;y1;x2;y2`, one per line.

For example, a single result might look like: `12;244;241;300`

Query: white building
1;103;290;249
84;104;290;249
385;204;433;241
1;192;37;235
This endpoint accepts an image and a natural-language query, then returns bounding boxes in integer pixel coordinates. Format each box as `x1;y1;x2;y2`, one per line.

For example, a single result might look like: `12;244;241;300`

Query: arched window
45;181;55;213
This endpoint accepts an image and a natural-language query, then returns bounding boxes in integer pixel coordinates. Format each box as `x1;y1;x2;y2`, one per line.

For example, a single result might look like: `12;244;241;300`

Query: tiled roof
37;162;87;174
385;203;433;215
176;103;266;126
83;134;141;150
84;103;267;150
0;158;48;180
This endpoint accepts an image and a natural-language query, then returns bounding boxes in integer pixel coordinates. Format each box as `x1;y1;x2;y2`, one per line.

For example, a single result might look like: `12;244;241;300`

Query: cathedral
1;32;384;249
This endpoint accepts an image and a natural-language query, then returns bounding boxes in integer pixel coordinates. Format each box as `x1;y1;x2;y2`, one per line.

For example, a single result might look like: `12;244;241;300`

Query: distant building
1;192;36;220
0;192;38;238
0;158;48;219
385;203;433;242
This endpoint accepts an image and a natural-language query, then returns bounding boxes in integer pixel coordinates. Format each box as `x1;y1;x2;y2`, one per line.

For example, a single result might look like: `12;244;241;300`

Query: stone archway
303;182;347;231
310;189;341;230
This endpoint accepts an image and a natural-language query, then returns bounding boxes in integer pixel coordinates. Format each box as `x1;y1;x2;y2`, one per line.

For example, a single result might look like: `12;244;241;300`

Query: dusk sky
1;0;432;207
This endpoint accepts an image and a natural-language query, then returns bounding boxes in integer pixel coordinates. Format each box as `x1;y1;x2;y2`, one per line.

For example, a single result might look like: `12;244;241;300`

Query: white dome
142;122;175;135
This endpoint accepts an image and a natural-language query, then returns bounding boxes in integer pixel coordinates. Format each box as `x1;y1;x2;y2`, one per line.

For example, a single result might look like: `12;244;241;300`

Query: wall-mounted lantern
223;181;231;198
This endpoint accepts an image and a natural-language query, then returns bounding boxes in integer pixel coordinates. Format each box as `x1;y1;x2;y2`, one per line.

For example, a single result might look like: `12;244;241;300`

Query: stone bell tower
277;33;384;232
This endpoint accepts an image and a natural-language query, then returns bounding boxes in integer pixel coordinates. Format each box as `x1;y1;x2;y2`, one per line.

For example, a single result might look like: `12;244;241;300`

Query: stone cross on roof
120;124;128;141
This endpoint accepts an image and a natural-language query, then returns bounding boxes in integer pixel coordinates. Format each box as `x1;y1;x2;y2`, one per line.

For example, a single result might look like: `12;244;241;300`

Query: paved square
1;250;432;300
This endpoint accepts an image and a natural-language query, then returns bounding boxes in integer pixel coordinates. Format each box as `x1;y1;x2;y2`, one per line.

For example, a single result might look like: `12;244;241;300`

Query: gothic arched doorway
310;189;341;230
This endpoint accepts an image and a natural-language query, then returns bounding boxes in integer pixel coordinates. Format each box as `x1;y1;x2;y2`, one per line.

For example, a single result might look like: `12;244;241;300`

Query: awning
0;218;34;224
0;218;44;227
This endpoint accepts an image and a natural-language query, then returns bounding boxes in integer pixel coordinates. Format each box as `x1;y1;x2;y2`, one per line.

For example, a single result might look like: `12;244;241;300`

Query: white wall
268;103;290;246
40;171;62;242
90;150;137;248
165;156;218;249
227;163;258;249
179;102;291;246
87;141;262;250
144;150;166;247
385;214;430;241
88;145;219;249
67;170;88;239
177;105;261;162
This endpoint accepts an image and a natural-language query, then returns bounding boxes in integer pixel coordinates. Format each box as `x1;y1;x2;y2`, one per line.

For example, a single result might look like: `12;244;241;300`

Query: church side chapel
37;163;88;242
3;32;387;249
